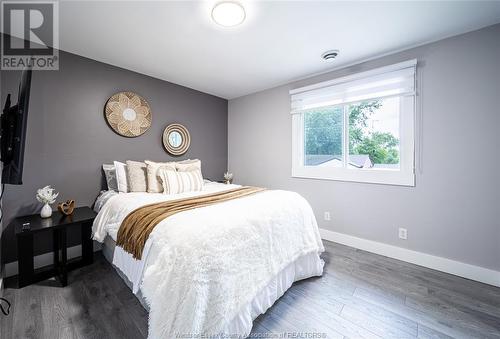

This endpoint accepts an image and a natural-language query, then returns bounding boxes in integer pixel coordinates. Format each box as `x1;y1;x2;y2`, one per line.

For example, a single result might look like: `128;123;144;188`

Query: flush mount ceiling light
322;50;340;62
211;1;246;27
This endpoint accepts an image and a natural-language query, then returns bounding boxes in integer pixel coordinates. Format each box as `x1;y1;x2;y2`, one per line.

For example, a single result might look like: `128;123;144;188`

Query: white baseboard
320;228;500;288
5;242;102;278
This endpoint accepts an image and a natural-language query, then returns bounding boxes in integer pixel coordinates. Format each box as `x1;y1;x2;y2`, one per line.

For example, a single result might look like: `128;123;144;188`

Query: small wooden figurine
57;200;75;216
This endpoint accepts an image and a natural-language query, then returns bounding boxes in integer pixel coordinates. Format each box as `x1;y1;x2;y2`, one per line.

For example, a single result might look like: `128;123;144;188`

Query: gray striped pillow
159;168;203;195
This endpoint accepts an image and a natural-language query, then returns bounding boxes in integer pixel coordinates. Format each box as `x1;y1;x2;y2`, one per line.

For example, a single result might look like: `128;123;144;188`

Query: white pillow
126;160;147;192
113;161;129;193
102;164;118;191
175;159;201;172
145;160;176;193
159;167;203;195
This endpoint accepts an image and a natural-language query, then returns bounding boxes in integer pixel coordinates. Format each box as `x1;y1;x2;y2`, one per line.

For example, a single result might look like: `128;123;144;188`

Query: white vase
40;203;52;218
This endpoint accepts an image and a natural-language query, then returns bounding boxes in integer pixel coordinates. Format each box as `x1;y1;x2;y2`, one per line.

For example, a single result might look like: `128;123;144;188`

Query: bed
92;181;324;338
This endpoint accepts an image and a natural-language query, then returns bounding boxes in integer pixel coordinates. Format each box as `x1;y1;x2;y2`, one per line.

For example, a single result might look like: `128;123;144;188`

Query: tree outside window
304;98;400;168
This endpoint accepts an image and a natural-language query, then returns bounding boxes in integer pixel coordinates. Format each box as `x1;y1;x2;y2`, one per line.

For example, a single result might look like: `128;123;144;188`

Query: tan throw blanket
116;186;266;259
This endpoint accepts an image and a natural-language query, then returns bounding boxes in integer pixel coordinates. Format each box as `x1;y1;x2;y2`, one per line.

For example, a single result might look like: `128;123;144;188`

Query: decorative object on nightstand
163;123;191;156
58;199;75;216
36;185;58;218
223;171;233;184
15;206;96;288
105;91;152;137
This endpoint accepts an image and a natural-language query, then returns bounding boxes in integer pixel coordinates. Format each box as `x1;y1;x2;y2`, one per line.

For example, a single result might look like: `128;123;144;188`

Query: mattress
102;235;150;310
102;234;324;334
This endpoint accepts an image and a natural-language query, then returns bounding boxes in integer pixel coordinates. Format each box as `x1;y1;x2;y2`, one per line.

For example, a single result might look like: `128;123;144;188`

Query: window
291;60;416;186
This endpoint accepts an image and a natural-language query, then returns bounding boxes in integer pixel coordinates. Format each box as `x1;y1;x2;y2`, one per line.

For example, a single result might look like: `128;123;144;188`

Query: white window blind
290;59;416;113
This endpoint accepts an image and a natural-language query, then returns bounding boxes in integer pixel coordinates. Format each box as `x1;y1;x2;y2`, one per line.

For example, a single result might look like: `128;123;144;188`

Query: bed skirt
102;235;324;336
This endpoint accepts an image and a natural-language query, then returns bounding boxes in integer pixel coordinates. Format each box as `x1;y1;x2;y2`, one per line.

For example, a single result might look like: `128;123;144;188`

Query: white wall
228;24;500;272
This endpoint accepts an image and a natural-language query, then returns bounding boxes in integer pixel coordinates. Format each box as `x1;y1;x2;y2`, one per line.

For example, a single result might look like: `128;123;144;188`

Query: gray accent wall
228;24;500;271
1;44;227;263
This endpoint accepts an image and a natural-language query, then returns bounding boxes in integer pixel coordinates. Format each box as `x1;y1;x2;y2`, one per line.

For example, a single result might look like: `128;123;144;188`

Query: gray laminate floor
1;241;499;339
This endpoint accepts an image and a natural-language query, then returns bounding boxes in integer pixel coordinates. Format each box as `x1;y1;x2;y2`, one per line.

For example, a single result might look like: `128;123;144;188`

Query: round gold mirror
163;123;190;156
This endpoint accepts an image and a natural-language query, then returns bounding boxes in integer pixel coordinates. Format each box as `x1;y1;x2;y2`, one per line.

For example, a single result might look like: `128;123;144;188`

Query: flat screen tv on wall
1;67;32;185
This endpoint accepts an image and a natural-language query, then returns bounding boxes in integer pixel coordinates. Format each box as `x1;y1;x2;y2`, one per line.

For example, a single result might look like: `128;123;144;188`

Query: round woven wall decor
163;123;191;156
105;92;152;137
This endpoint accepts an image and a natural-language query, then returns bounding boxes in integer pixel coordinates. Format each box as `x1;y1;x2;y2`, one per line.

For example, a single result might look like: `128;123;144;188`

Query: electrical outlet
324;212;331;221
398;227;408;240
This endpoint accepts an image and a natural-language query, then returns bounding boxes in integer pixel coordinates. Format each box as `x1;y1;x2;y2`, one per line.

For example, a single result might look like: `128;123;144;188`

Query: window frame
291;62;416;187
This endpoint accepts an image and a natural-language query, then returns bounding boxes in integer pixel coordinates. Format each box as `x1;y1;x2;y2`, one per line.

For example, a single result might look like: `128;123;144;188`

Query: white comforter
93;183;324;338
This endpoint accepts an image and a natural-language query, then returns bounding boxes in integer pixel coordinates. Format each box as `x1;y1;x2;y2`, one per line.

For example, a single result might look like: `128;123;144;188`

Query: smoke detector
322;50;339;62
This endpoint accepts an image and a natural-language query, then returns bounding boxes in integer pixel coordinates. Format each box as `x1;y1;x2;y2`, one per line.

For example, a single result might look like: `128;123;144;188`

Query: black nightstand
14;206;97;288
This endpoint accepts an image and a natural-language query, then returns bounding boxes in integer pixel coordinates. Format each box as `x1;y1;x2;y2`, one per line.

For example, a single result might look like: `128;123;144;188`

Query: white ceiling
30;1;500;98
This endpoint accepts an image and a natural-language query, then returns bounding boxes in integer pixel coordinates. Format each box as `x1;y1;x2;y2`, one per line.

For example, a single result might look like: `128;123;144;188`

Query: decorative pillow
126;160;148;192
113;161;129;193
145;160;176;193
175;159;202;172
159;167;203;195
102;164;118;191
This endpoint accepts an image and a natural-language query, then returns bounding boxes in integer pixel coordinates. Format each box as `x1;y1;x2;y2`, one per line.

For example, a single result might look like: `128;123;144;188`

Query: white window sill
292;166;415;186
